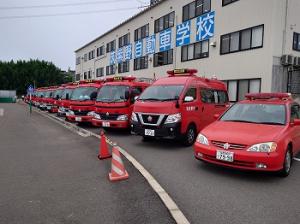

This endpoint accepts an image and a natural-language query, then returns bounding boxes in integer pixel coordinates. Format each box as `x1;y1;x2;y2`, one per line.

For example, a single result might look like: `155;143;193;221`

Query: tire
183;125;197;146
278;148;293;177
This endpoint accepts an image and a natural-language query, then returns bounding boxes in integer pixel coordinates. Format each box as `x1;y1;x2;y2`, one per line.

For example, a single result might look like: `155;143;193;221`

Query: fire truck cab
91;76;150;129
131;69;230;146
57;83;78;117
66;80;102;123
47;85;65;113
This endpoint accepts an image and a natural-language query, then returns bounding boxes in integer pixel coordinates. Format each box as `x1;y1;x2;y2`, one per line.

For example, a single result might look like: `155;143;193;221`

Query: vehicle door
181;87;198;133
199;88;217;129
214;90;229;116
290;103;300;153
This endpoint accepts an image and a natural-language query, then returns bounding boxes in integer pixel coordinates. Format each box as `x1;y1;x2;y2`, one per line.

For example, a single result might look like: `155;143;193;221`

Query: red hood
70;100;95;106
203;121;287;146
94;102;131;114
133;101;179;114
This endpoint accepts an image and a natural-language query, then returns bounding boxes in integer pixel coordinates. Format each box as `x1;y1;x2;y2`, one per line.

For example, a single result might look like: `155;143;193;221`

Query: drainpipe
282;0;289;56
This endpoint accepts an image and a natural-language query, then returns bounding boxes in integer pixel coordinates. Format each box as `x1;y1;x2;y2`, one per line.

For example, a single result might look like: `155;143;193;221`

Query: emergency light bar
167;69;198;76
105;76;136;82
245;93;292;100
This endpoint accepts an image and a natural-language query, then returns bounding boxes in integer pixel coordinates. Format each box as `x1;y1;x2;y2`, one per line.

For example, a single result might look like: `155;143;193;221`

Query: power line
0;7;142;20
0;0;132;10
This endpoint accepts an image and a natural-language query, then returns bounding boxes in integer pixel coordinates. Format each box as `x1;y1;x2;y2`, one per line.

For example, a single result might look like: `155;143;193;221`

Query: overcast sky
0;0;147;70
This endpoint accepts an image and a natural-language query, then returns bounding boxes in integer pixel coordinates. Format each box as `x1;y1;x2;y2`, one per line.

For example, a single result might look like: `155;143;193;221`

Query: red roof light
245;93;292;100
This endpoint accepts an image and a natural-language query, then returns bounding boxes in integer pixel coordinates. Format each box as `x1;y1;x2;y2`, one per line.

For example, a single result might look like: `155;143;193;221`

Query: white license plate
145;129;155;137
75;117;82;122
102;122;110;127
216;150;234;162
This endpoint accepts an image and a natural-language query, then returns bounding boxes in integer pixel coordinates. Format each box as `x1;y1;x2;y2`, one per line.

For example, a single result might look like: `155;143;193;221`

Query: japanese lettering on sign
117;48;124;63
110;51;116;65
176;21;191;47
145;35;156;55
159;28;172;52
196;11;215;42
135;40;143;58
124;44;132;61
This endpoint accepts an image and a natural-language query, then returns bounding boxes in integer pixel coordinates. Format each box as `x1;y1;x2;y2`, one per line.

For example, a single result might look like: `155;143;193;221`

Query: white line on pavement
294;158;300;162
0;108;4;116
23;103;190;224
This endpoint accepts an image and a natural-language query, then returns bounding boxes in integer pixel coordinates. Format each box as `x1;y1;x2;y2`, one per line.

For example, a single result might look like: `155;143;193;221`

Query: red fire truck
91;76;151;129
131;69;230;146
57;83;78;117
47;85;65;113
39;86;58;111
33;88;46;108
66;80;103;123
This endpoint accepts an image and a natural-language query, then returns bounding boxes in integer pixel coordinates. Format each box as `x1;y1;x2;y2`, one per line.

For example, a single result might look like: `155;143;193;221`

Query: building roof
75;0;166;53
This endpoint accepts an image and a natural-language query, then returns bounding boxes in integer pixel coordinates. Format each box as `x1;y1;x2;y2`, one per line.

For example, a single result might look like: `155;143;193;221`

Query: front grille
99;113;119;121
211;141;247;150
74;110;89;116
141;114;160;124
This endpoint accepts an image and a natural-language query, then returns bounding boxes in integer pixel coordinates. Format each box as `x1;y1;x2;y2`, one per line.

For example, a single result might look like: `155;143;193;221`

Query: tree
0;59;72;95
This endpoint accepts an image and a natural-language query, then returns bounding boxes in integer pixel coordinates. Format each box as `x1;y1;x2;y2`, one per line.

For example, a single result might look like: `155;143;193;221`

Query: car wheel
279;148;292;177
183;125;196;146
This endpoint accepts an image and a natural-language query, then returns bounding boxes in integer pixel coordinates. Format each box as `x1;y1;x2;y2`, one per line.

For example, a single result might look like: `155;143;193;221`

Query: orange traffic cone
109;144;129;182
98;131;112;160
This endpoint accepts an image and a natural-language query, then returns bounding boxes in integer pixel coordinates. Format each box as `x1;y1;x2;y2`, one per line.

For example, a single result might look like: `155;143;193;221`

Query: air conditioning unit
281;55;294;66
294;57;300;67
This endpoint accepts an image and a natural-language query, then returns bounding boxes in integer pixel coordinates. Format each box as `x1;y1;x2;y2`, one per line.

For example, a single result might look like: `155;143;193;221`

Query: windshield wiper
161;98;177;102
256;122;285;125
223;120;259;124
140;98;160;101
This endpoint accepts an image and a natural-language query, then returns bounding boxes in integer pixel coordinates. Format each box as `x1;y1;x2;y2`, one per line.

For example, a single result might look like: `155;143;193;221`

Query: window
97;46;105;57
106;40;116;53
84;72;87;79
96;67;104;77
134;56;148;70
76;57;81;65
183;0;211;22
154;12;175;33
88;50;95;60
75;73;80;81
84;53;87;62
88;71;92;79
291;104;300;121
134;24;149;41
201;89;216;103
293;32;300;51
182;40;209;62
184;88;197;101
223;79;261;102
118;61;130;73
220;25;264;55
119;33;130;48
217;91;229;104
154;49;173;67
106;65;116;75
222;0;239;6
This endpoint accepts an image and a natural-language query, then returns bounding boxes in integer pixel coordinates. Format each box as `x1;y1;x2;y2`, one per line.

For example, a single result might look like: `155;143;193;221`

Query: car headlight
59;107;65;112
117;115;128;121
164;113;181;124
68;110;74;115
87;111;96;117
196;134;209;146
247;142;277;153
131;112;138;122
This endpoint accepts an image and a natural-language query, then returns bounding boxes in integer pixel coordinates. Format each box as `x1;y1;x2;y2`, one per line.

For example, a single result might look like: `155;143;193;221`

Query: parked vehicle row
24;69;300;177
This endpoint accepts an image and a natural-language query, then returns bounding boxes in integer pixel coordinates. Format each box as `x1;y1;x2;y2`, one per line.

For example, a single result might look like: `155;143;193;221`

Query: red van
91;76;150;129
131;69;230;146
33;88;46;107
57;83;78;117
47;85;65;113
66;80;103;123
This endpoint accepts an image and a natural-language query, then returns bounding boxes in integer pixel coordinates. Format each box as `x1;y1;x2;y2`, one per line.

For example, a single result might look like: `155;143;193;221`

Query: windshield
139;85;184;101
221;103;286;125
71;87;97;101
53;89;64;99
44;91;51;98
61;88;73;100
97;85;130;102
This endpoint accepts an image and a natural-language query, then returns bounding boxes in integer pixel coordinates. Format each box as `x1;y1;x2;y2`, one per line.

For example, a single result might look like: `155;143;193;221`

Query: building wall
75;0;300;95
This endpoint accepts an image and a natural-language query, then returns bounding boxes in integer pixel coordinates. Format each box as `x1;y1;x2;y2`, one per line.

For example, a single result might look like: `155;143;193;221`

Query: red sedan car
194;93;300;177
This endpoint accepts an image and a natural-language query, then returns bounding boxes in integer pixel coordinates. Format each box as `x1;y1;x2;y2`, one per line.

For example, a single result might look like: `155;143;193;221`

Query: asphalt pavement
0;103;175;224
81;124;300;224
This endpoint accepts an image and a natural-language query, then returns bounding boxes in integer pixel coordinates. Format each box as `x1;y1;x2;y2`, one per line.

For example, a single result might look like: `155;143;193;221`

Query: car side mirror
125;91;130;100
184;96;194;103
66;93;69;100
90;92;97;100
293;119;300;126
214;114;220;120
